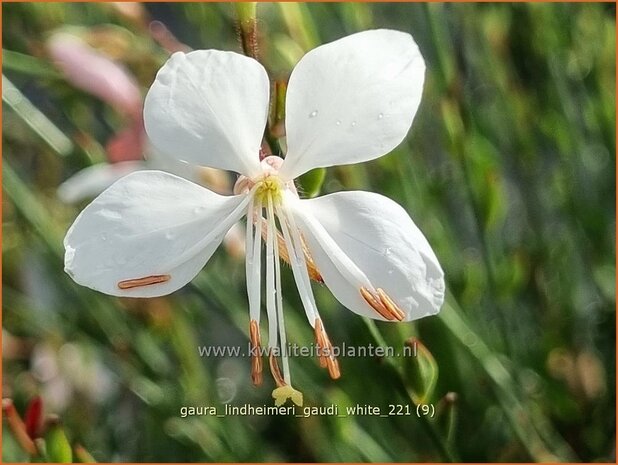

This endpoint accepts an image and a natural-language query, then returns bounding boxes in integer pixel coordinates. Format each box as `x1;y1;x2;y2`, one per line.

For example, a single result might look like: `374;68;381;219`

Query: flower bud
403;338;438;404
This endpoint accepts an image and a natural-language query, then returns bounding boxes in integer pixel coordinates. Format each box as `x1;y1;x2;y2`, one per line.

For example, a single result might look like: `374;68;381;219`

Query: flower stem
236;2;258;60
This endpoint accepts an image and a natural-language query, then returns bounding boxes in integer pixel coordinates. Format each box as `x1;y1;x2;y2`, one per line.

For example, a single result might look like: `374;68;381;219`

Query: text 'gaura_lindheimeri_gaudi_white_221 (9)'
63;29;445;407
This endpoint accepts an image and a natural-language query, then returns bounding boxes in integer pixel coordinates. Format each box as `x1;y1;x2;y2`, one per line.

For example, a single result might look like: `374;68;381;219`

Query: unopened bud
403;338;438;404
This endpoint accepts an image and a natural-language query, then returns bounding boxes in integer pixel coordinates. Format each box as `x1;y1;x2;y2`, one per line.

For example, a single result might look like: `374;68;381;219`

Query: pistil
268;196;291;385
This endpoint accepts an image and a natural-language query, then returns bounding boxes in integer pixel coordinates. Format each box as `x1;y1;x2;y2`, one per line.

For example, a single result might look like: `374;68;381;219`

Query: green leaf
298;168;326;198
3;75;74;156
3;49;61;79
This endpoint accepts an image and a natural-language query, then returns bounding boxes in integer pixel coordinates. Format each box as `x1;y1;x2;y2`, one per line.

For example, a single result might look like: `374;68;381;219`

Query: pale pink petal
47;32;142;118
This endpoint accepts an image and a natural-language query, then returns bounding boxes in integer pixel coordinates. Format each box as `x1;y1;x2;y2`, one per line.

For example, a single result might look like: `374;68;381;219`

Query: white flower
57;148;209;204
63;29;445;406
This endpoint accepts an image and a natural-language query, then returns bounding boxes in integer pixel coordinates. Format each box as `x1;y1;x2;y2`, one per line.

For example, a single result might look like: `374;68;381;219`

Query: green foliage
297;168;326;198
2;2;615;462
44;423;72;463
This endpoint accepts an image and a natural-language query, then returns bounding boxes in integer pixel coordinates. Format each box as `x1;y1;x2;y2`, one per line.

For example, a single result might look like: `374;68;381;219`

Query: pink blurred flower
52;29;244;262
105;114;145;163
47;32;142;119
48;31;145;164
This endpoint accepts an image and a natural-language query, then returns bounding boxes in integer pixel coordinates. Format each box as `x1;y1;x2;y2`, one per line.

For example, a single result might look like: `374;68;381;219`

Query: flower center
255;175;283;204
233;156;297;202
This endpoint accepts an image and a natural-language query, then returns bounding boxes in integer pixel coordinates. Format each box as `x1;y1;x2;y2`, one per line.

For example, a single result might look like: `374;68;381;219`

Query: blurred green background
2;2;616;462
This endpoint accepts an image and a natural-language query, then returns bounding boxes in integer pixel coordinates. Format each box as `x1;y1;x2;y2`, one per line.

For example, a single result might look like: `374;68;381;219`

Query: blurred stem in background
425;3;513;356
236;2;258;60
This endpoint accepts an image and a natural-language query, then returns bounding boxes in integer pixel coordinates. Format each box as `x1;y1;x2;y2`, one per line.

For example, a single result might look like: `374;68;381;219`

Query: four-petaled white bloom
64;29;445;406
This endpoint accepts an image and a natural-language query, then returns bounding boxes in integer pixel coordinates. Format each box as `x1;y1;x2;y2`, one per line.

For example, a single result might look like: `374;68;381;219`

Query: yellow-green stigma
255;175;283;204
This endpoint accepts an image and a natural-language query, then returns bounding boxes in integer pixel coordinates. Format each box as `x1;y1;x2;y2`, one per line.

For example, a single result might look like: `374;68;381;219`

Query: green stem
361;318;458;462
235;3;258;60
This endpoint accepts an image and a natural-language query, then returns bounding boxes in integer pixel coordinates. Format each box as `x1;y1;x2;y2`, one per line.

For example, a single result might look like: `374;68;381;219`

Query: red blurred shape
24;396;43;439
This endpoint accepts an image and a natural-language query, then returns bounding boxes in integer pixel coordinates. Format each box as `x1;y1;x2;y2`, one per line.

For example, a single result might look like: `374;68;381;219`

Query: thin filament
277;201;317;326
247;199;262;323
278;202;340;378
276;203;319;325
291;199;372;290
268;197;291;385
265;195;278;349
246;197;263;322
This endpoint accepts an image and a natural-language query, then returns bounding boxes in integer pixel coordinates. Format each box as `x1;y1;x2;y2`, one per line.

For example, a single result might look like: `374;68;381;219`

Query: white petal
64;170;249;297
143;50;268;177
57;161;146;204
280;29;425;180
144;145;202;185
288;191;444;321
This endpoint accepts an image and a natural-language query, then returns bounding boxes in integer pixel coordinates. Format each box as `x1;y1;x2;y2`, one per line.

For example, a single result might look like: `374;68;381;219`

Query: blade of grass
3;74;73;156
440;297;579;461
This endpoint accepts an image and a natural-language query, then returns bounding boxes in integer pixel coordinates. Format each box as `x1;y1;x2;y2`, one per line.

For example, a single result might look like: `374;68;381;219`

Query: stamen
360;287;405;321
249;320;263;386
268;351;286;388
300;232;323;283
246;197;262;322
314;318;328;368
377;288;406;321
117;274;170;289
260;218;323;283
275;203;318;324
314;318;341;379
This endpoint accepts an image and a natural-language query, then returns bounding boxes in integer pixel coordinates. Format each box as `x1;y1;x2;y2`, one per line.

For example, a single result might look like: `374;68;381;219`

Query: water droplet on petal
309;110;318;118
388;270;394;275
165;231;174;240
384;247;392;255
351;121;357;127
100;234;107;242
336;120;341;126
193;206;204;214
378;113;384;119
